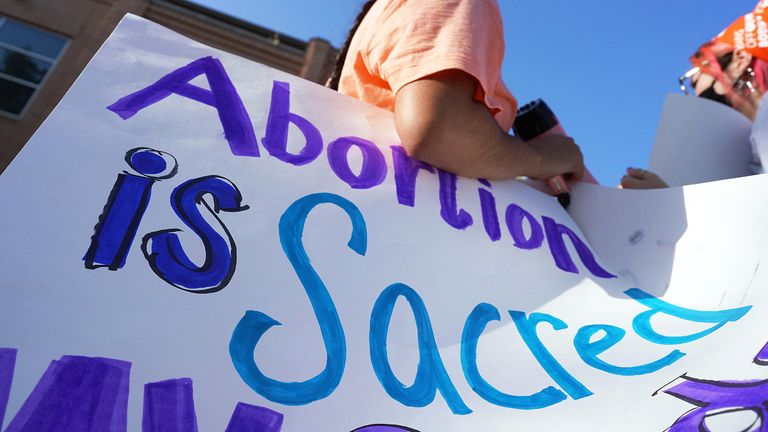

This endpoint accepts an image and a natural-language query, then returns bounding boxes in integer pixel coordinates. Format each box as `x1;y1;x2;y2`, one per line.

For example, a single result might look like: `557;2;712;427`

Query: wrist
508;135;542;178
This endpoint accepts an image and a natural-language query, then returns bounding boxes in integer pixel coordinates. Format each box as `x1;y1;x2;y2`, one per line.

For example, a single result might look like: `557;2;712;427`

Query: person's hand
526;133;585;181
620;167;668;189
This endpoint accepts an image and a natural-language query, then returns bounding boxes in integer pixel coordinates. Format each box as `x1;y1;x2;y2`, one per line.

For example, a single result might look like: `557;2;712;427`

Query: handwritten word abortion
84;145;607;294
82;56;754;414
104;55;615;280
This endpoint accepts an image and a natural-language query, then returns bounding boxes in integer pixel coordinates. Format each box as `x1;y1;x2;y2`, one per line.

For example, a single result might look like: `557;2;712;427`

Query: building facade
0;0;337;172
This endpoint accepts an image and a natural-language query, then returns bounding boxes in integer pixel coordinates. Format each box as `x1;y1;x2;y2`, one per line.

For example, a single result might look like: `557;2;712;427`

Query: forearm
394;70;580;180
395;87;541;179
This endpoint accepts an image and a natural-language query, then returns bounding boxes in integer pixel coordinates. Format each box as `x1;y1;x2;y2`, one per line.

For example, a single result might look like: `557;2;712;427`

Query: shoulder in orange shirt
338;0;517;132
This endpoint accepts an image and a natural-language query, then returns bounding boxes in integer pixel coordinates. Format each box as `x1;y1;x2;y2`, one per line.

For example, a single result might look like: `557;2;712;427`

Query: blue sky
191;0;757;185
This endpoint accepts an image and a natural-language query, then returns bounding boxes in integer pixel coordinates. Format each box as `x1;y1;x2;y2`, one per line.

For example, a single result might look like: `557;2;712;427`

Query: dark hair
716;51;735;69
327;0;377;90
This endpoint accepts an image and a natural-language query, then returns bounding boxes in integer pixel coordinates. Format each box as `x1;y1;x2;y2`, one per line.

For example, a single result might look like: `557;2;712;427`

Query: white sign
0;15;767;432
649;93;753;186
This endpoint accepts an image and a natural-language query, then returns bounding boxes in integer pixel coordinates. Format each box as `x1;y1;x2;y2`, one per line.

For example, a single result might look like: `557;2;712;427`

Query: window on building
0;16;67;118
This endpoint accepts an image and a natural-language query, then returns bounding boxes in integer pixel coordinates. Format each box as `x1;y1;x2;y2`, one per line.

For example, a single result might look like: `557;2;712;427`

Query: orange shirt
338;0;517;131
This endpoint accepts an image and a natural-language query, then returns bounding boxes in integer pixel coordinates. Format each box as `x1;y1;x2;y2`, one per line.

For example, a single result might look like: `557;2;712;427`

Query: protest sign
649;93;753;186
0;15;767;431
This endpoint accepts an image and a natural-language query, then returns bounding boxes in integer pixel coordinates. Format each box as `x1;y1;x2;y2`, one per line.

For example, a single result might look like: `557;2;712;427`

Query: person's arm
394;69;584;180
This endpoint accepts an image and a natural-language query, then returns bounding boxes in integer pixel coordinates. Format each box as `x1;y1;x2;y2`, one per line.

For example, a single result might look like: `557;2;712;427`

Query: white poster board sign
1;15;767;431
648;93;753;186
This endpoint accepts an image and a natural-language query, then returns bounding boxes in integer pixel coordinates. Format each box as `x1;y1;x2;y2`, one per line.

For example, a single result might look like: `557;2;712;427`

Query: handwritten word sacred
83;56;752;414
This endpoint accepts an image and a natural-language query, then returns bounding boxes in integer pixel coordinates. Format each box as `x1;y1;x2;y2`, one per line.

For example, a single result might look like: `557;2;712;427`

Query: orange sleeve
365;0;515;127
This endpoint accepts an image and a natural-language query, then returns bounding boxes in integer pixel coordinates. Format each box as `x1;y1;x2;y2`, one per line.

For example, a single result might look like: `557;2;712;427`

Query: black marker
513;99;571;209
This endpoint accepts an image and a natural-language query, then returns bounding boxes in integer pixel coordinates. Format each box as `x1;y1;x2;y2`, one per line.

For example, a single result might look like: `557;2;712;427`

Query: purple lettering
664;375;768;432
108;56;258;157
143;378;198;432
327;136;387;189
0;348;17;429
353;426;420;432
224;402;283;432
505;204;544;249
438;169;473;230
755;341;768;366
542;217;616;279
390;146;434;207
5;356;131;432
478;184;501;242
261;81;323;166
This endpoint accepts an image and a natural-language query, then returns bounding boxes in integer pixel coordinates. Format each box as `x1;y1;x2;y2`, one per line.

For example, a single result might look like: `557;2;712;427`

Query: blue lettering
625;288;752;345
370;283;471;414
461;303;566;409
229;193;366;405
574;324;684;375
509;311;592;400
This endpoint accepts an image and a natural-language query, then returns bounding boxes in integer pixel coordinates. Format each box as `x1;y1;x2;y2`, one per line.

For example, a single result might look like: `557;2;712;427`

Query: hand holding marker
513;99;576;209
